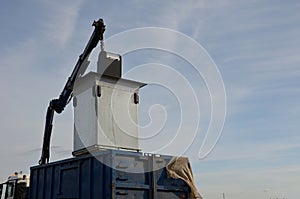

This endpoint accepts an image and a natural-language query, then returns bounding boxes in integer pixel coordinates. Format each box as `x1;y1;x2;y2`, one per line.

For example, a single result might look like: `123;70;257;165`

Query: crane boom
39;19;106;165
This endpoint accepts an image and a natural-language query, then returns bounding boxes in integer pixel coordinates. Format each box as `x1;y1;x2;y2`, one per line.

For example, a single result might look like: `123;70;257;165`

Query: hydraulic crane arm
39;19;105;165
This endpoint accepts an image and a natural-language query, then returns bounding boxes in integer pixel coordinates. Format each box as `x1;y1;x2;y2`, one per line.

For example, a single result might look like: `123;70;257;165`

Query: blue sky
0;1;300;199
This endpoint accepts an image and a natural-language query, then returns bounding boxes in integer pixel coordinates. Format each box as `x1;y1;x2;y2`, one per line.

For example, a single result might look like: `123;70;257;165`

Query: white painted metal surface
73;72;146;154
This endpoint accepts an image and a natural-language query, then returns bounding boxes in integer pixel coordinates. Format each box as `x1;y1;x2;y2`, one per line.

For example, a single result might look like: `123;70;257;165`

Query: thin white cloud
40;0;84;48
202;135;300;162
0;1;85;182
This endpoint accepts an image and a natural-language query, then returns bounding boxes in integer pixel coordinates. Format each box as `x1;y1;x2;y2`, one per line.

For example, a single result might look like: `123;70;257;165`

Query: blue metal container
29;150;190;199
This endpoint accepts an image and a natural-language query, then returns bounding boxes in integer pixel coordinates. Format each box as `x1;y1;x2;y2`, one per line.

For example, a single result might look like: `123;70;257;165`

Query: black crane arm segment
39;19;105;165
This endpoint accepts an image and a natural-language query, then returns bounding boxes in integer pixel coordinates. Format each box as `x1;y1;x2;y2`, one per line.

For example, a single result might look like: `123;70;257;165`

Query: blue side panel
29;149;190;199
44;166;53;199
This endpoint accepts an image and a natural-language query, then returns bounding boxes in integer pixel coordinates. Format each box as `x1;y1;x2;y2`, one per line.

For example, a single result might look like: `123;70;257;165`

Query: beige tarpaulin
166;157;203;199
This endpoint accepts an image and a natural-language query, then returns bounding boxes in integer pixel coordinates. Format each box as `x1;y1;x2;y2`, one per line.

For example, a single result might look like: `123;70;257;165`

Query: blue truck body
29;149;190;199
